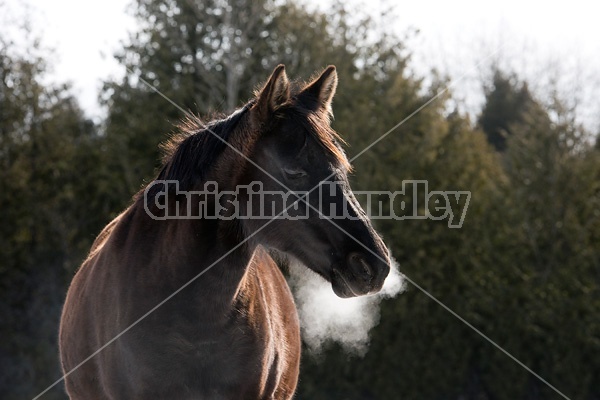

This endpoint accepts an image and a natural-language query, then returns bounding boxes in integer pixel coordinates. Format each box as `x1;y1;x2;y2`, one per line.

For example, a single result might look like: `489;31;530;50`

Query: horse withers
59;65;391;399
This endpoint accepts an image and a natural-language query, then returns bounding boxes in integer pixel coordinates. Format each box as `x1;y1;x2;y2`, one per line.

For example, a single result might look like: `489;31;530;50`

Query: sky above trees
3;0;599;130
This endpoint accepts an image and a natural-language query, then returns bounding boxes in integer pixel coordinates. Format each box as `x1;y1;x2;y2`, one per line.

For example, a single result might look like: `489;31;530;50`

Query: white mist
287;255;405;355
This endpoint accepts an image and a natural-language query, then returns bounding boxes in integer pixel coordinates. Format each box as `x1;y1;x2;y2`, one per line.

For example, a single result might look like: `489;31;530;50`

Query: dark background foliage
1;1;598;399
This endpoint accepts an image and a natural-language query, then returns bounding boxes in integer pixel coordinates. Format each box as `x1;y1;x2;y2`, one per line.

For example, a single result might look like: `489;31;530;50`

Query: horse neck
122;194;257;317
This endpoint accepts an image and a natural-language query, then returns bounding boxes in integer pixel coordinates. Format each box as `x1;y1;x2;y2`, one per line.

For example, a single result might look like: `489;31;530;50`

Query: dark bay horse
59;65;391;399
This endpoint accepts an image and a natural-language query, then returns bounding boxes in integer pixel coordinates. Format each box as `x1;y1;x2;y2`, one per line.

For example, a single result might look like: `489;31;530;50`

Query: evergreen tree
495;93;600;398
0;33;115;400
478;69;539;151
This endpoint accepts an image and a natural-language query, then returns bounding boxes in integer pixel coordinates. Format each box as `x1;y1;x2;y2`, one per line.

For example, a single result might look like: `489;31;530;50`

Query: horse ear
254;64;290;119
300;65;338;115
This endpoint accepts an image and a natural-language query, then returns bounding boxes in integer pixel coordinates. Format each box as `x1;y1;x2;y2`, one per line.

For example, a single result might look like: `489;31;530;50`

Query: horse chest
124;316;278;398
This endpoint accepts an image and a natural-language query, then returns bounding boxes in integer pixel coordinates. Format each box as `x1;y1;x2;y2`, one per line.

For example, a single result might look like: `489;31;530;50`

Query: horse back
59;210;126;398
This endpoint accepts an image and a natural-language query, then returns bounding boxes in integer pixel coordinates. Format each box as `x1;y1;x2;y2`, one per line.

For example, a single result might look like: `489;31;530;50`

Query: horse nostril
348;252;373;279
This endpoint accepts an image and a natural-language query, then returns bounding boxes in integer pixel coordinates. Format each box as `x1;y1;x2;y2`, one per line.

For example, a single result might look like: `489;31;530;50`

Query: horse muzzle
331;251;390;298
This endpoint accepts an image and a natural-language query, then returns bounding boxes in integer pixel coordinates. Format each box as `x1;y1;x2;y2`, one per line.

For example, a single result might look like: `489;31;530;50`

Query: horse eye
283;168;307;179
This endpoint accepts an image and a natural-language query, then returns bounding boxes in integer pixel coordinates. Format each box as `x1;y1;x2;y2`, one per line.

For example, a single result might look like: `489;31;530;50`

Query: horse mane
157;102;253;190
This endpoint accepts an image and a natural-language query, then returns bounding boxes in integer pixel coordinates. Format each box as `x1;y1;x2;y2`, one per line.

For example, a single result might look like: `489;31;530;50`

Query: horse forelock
284;101;352;173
